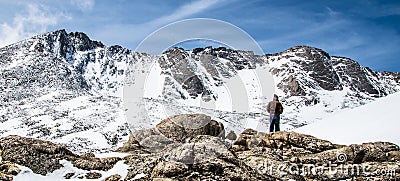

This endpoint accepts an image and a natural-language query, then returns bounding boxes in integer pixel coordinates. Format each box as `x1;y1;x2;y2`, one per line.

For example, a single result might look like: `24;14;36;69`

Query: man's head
273;94;279;101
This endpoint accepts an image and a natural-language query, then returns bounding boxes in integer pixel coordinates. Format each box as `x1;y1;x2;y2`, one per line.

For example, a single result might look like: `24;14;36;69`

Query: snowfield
295;91;400;146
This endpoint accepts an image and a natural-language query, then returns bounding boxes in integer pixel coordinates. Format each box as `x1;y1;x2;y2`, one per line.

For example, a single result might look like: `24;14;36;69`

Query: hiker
267;94;283;133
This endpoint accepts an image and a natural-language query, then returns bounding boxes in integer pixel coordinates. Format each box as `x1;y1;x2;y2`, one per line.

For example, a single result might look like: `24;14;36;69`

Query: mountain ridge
0;29;399;153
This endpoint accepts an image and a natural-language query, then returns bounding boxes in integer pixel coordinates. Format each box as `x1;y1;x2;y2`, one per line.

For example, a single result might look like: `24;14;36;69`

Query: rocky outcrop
260;131;338;153
103;174;122;181
114;116;400;180
156;114;225;142
235;130;400;180
0;135;121;177
0;135;78;175
116;114;225;154
117;115;275;180
122;135;274;180
1;115;399;180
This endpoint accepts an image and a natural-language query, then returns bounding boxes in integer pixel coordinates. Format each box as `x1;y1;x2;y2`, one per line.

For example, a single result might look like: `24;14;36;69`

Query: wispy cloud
150;0;221;25
70;0;95;11
0;4;70;48
92;0;223;49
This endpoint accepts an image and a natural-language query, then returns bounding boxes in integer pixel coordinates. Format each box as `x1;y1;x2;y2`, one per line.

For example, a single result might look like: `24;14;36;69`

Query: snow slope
295;91;400;146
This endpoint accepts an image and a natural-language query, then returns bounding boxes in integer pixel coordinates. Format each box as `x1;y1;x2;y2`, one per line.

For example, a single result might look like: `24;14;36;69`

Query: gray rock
0;135;121;175
260;131;337;153
102;174;122;181
156;114;225;142
85;172;102;179
226;130;237;141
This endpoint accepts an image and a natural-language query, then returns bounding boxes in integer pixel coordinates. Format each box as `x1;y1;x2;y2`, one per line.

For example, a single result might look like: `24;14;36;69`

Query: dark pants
269;114;280;133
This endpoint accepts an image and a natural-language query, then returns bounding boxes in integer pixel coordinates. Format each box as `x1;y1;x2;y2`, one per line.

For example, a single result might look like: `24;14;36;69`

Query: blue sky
0;0;399;71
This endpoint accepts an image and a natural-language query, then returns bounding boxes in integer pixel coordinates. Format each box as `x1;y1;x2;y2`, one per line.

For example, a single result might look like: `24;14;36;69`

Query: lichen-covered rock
72;156;121;171
103;174;122;181
151;161;188;178
130;128;174;153
0;135;121;176
298;142;400;164
115;134;146;154
163;135;234;164
0;135;77;175
123;153;158;180
237;132;400;180
0;172;13;181
64;172;75;179
80;152;96;159
85;172;102;179
123;134;276;181
0;161;20;176
261;131;337;153
233;128;265;151
226;130;237;141
156;114;225;142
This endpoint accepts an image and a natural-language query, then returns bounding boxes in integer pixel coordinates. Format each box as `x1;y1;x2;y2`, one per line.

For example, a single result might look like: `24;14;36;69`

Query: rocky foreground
1;114;399;180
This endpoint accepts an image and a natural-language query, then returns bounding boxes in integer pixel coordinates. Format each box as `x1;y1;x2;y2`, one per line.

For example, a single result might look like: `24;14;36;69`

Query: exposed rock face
85;172;102;179
159;47;256;101
103;174;122;181
331;56;400;97
260;131;338;153
156;114;225;142
0;135;77;175
0;135;121;176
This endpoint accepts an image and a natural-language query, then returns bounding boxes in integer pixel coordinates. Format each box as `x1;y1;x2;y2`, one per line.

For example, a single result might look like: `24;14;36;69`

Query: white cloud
70;0;95;11
0;4;70;48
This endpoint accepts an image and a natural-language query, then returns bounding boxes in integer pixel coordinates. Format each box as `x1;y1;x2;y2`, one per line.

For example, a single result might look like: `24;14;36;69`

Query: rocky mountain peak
284;45;331;60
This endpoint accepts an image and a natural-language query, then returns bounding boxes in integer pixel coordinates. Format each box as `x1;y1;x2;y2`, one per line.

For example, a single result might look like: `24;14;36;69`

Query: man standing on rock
267;94;283;133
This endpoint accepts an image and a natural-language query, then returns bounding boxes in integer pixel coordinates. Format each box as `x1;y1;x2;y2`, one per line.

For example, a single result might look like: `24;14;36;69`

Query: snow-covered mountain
0;30;399;153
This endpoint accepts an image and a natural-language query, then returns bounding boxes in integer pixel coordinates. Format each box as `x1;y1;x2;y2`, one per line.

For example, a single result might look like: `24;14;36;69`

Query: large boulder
163;135;234;164
156;114;225;142
117;114;226;154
